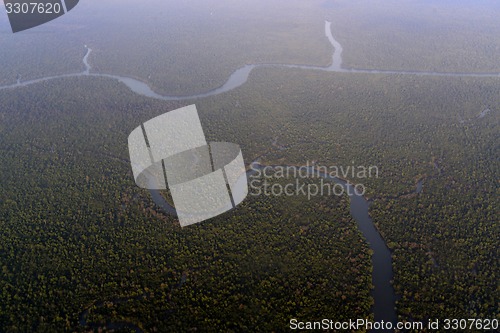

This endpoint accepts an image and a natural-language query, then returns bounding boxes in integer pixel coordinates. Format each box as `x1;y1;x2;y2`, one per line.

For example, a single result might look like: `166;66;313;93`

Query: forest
0;78;373;331
0;0;498;331
0;62;497;332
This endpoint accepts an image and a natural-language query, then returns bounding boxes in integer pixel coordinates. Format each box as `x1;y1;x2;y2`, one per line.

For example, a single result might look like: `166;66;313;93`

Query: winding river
150;162;399;329
1;21;499;97
3;20;495;332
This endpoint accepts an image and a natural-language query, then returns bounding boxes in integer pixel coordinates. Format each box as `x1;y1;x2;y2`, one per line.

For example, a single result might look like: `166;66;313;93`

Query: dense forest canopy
0;0;498;331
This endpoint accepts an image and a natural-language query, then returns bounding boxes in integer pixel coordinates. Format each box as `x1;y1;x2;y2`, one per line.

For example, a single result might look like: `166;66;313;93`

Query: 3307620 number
443;319;498;330
5;2;62;14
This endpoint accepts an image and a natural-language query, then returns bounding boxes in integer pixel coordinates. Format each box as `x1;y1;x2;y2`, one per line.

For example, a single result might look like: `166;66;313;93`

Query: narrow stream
1;21;498;96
